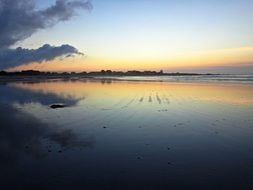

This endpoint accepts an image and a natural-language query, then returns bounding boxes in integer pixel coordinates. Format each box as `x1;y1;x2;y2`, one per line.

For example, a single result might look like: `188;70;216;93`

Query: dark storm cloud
42;0;92;23
0;0;92;49
0;44;83;69
0;0;92;69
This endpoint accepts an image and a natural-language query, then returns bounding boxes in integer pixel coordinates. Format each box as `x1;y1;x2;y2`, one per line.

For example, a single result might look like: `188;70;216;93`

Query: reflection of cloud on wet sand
10;81;87;103
0;104;94;170
0;82;84;107
49;129;94;149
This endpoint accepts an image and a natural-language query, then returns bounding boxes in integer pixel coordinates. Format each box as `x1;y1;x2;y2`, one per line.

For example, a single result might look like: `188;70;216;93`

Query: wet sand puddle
1;80;253;189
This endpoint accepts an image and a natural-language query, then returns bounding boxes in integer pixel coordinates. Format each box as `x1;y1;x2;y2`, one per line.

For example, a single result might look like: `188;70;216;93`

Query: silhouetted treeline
0;70;213;77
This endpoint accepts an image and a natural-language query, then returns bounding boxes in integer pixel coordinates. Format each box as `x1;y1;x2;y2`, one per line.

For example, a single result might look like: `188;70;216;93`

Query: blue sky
18;0;253;73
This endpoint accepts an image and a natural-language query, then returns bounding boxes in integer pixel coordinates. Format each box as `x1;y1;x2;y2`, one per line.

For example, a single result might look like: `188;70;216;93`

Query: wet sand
1;79;253;190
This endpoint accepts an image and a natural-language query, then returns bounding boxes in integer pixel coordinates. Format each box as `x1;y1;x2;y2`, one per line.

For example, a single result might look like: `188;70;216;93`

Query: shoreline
1;75;253;86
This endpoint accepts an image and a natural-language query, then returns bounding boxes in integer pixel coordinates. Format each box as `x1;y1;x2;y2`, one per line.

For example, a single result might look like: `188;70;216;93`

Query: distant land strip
0;70;216;77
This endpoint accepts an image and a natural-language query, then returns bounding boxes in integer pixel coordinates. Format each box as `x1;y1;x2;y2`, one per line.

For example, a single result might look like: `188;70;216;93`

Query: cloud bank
0;44;84;70
0;0;92;70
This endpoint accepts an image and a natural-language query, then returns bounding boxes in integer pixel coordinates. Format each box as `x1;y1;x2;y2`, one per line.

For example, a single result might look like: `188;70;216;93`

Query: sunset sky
3;0;253;74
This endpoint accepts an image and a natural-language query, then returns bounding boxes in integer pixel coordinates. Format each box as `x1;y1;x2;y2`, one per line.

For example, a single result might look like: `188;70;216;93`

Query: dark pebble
50;104;66;109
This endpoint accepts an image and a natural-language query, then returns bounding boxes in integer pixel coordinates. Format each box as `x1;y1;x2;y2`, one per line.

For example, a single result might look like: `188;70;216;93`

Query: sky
1;0;253;73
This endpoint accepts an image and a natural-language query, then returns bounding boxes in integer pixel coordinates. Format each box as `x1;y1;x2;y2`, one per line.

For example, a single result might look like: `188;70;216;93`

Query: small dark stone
48;150;52;152
50;104;66;109
137;156;142;160
167;147;170;150
58;150;62;153
103;126;107;129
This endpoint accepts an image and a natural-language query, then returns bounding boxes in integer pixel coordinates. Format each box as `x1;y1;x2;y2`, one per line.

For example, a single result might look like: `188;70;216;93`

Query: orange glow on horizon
10;46;253;72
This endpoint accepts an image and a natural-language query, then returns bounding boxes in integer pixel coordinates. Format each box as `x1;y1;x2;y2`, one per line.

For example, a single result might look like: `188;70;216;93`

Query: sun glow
12;46;253;72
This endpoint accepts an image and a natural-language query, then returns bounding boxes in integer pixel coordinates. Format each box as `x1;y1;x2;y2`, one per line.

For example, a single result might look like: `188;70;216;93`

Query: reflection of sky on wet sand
11;80;253;106
1;80;253;189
